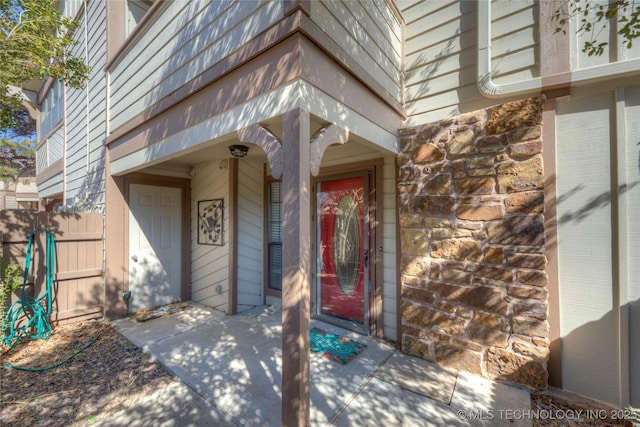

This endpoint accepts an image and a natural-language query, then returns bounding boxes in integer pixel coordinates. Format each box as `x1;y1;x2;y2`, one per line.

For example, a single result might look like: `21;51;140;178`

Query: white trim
111;80;399;175
111;83;301;175
477;2;640;98
299;82;398;154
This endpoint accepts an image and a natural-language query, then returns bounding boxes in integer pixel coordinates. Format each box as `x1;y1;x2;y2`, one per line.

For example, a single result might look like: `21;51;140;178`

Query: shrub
1;259;23;337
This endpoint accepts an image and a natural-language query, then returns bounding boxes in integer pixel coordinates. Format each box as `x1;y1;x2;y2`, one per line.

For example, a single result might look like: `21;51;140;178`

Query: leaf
0;0;89;134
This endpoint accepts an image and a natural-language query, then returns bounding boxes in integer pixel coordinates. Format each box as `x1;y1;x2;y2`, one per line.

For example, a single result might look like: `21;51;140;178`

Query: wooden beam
281;108;311;427
237;124;283;178
309;124;348;176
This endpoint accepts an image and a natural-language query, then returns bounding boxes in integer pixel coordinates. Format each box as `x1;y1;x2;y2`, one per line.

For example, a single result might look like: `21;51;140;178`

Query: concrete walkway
107;303;532;426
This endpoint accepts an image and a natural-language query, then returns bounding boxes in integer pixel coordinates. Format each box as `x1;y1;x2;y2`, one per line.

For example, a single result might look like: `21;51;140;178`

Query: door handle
131;255;138;262
364;249;369;264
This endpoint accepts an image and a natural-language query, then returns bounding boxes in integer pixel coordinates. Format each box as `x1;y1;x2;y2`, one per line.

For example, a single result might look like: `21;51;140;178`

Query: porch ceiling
142;113;390;176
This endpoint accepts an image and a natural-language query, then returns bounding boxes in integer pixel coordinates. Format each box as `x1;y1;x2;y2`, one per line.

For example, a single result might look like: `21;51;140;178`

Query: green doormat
310;327;367;365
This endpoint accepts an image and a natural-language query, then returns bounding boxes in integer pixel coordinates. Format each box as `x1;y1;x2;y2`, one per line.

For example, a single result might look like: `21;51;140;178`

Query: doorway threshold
313;313;366;335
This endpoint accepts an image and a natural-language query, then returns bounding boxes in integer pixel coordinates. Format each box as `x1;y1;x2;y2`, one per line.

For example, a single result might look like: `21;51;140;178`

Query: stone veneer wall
397;97;549;389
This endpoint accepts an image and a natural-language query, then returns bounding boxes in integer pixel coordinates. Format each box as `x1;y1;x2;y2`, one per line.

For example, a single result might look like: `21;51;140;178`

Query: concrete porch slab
331;377;466;427
373;350;458;405
451;372;532;426
112;303;220;346
93;381;236;427
113;303;532;427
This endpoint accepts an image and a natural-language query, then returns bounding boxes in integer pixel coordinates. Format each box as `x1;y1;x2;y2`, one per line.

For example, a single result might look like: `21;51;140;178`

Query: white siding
36;144;48;174
310;0;402;103
37;174;64;198
401;0;539;125
556;84;640;407
109;0;283;132
191;160;230;312
237;159;263;310
49;126;64;165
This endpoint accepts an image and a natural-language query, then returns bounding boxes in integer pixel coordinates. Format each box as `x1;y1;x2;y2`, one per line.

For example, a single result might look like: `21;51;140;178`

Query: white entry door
128;184;182;312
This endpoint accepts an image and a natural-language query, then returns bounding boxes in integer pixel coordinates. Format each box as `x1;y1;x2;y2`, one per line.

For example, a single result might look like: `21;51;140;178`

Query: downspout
477;1;640;98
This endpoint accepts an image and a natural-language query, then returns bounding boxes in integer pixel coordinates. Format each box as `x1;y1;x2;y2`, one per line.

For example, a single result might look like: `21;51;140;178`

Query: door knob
131;255;138;262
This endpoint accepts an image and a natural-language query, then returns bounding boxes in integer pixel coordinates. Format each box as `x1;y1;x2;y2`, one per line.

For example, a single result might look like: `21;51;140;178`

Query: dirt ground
0;320;176;426
530;391;638;427
1;317;638;426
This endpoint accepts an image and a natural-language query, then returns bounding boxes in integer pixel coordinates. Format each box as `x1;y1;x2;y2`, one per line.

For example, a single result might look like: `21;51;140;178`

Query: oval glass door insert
333;195;360;294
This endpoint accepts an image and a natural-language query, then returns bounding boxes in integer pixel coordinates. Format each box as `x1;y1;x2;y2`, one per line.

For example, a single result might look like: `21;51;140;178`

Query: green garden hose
4;331;101;372
2;229;102;372
2;229;57;347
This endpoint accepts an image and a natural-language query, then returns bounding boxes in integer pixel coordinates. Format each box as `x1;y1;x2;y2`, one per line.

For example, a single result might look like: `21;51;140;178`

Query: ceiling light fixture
228;144;249;158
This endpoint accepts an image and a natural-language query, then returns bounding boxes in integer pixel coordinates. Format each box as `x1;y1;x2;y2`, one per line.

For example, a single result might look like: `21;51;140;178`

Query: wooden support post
281;108;311;427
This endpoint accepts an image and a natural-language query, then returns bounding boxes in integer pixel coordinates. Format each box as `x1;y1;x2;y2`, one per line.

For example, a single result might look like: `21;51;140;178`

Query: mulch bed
128;302;189;322
2;314;638;427
0;320;176;426
531;390;639;426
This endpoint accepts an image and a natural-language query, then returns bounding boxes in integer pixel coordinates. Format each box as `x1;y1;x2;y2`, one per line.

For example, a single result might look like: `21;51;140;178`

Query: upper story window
126;0;153;37
40;80;64;138
61;0;83;19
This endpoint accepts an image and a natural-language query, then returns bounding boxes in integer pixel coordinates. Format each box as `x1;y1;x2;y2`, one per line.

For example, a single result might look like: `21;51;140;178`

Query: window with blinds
267;181;282;291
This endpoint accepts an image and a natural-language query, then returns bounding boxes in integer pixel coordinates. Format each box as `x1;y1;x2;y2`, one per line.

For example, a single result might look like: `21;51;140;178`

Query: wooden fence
1;210;104;325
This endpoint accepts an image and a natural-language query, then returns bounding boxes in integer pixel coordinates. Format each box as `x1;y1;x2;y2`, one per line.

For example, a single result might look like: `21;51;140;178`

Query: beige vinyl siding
556;94;616;403
572;2;640;68
16;180;37;195
191;160;230;312
321;142;388;167
401;0;539;125
5;196;17;210
626;86;640;407
309;0;402;103
109;0;283;132
556;84;640;407
382;155;397;341
237;159;263;310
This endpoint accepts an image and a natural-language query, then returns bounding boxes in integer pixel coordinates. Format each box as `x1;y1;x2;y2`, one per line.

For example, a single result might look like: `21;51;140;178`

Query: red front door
317;176;367;324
